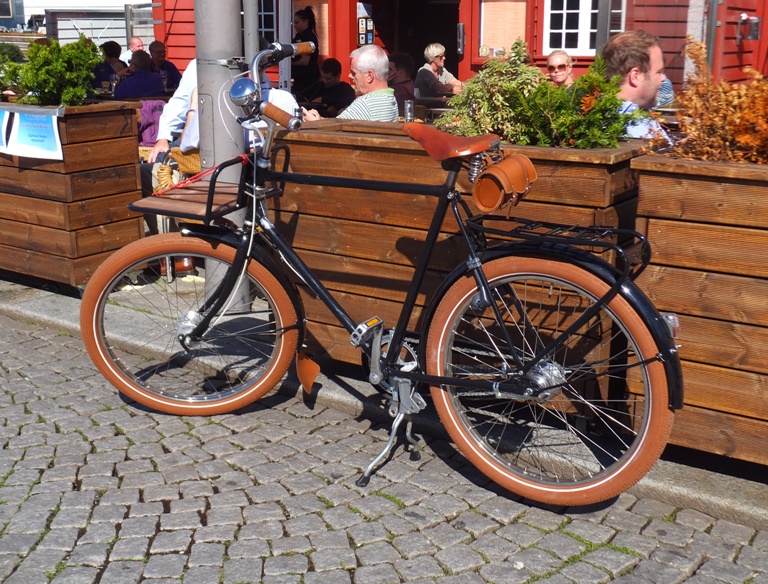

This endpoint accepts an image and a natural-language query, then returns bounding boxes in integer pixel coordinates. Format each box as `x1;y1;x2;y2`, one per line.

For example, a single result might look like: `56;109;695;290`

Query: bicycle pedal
350;316;384;347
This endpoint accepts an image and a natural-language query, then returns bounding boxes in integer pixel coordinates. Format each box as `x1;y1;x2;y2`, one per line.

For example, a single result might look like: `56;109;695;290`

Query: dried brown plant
665;37;768;165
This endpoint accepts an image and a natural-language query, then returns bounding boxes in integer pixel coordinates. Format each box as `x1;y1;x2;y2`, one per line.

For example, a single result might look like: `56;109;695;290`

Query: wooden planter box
633;155;768;465
0;102;143;286
274;119;645;365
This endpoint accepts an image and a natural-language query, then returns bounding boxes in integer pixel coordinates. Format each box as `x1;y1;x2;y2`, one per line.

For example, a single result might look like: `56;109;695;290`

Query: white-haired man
303;44;397;122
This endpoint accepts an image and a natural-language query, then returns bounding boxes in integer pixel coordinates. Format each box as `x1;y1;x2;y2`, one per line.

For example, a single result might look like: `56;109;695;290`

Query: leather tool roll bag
472;152;537;213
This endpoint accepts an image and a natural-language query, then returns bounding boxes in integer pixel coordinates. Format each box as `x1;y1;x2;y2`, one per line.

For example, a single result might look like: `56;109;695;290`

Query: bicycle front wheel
426;255;673;506
81;233;299;416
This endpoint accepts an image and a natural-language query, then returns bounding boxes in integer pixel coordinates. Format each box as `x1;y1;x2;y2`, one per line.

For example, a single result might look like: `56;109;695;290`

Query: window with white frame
0;0;12;18
259;0;277;43
543;0;625;56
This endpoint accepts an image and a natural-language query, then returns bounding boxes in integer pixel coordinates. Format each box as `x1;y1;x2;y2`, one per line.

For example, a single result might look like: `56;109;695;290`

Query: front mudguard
420;242;683;410
177;222;309;349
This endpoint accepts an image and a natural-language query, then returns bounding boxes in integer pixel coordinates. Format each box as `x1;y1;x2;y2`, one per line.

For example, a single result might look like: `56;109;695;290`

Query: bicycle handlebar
232;41;316;132
261;101;301;130
250;41;317;79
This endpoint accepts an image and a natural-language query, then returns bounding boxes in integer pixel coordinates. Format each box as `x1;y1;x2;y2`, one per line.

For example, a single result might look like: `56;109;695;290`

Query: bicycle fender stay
420;242;683;410
178;222;309;347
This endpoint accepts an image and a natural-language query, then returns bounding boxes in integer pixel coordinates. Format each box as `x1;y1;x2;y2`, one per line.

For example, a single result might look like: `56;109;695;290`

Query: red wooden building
153;1;767;92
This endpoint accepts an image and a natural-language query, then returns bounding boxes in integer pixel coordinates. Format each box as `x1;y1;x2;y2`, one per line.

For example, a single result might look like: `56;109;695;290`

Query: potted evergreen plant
3;34;101;106
434;39;640;149
0;34;144;287
427;39;647;239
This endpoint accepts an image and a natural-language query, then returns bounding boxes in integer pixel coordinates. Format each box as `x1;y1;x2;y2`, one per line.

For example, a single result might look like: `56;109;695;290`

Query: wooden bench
129;183;241;222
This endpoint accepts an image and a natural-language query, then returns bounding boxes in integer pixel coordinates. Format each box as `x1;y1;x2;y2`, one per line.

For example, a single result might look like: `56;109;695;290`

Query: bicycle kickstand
356;376;426;487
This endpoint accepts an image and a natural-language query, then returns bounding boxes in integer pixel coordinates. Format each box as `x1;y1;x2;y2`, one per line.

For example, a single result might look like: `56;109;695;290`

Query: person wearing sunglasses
415;43;463;98
546;50;574;88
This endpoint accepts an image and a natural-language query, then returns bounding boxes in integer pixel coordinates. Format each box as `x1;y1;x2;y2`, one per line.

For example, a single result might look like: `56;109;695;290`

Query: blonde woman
415;43;463;98
546;50;574;88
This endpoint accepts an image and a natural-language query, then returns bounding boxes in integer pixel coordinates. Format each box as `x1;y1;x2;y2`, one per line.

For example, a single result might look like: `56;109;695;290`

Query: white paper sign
0;109;8;153
7;112;63;160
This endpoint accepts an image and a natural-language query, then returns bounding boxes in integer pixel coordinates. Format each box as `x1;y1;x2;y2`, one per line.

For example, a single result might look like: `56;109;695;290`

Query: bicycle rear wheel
426;255;673;506
81;233;299;416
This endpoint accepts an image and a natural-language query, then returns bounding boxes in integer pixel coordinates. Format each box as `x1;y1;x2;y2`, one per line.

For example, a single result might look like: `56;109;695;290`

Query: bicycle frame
175;40;682;404
180;128;667;403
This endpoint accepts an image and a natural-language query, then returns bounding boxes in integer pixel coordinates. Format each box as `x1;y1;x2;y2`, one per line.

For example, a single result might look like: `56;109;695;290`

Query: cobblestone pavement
2;312;768;584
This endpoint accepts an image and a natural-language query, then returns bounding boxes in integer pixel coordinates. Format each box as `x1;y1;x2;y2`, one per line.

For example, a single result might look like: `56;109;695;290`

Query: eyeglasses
547;64;568;72
436;54;446;60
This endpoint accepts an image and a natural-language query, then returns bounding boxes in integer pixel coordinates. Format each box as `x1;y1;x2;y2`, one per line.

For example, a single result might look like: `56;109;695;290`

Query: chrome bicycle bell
230;78;259;115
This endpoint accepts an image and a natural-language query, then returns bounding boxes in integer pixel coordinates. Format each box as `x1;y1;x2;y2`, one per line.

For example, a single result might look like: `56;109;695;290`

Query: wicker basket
169;147;201;176
155;147;202;192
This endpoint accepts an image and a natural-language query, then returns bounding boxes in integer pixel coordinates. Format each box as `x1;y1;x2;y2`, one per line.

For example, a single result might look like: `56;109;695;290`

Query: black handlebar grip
261;102;301;131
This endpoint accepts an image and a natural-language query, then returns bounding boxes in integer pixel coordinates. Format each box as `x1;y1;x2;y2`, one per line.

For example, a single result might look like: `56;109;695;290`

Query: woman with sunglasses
415;43;463;98
546;50;574;88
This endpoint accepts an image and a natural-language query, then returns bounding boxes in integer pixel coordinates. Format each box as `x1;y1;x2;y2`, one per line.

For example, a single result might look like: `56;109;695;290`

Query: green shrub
435;39;641;149
9;35;101;106
0;43;24;63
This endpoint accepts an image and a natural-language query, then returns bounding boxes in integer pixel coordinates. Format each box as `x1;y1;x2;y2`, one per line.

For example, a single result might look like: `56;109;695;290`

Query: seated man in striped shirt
302;44;398;122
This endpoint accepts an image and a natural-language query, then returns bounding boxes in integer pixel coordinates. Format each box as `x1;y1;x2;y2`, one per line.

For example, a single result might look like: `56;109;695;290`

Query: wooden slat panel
638;265;768;325
0;164;139;202
0;102;137;144
292;249;443;306
302;321;363;365
633;154;768;182
635;156;768;464
670;405;768;465
675;315;768;375
0;245;123;287
276;213;468;272
274;184;614;233
0;218;143;258
0;104;144;287
270;121;641;366
57;108;137;144
274;183;449;231
679;360;768;419
278;123;643;208
637;172;768;228
300;288;424;333
645;218;768;278
278;123;645;164
0;192;142;230
0;137;139;174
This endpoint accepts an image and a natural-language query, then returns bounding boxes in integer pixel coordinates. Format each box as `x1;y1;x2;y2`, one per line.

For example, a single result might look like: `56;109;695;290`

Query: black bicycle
80;42;683;506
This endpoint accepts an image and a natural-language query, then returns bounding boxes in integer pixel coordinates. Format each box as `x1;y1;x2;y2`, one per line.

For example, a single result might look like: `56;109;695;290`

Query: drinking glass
404;100;415;123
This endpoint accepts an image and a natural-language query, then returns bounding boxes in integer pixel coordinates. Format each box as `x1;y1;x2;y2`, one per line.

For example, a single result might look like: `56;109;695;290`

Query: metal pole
243;0;260;64
278;0;293;90
194;0;249;308
194;0;244;175
706;0;719;72
594;0;611;55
